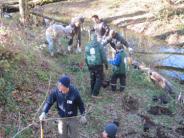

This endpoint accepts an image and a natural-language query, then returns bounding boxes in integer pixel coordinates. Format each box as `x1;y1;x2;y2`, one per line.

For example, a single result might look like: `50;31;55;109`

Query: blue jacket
109;50;123;66
108;50;127;74
43;85;85;117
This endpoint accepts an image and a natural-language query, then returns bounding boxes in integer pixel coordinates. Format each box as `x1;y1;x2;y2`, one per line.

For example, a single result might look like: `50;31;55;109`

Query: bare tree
19;0;29;24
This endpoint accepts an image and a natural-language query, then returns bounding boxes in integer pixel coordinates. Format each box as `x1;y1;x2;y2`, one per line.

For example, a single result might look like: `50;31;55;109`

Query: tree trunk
19;0;29;24
131;59;174;96
1;0;66;15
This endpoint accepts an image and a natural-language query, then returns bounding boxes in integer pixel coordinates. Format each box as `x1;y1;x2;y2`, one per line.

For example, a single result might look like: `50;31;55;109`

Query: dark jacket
103;33;129;50
68;23;81;46
85;36;107;67
43;85;85;117
92;20;110;38
109;50;127;74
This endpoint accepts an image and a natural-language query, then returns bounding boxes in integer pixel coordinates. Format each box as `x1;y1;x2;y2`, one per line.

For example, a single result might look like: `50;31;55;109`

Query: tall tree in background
19;0;29;24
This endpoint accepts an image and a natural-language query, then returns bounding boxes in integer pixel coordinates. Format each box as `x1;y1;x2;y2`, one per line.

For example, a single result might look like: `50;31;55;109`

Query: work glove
39;112;46;121
101;39;105;46
79;115;87;125
178;92;184;104
105;64;108;70
76;43;82;53
77;47;82;53
128;47;133;54
67;45;72;52
102;35;110;41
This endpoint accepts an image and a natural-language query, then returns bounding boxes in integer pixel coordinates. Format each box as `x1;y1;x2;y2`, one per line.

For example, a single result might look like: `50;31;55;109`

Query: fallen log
134;51;184;56
0;0;66;13
30;10;64;23
0;4;19;14
28;0;66;7
149;70;173;95
131;59;174;97
1;0;66;7
0;1;19;6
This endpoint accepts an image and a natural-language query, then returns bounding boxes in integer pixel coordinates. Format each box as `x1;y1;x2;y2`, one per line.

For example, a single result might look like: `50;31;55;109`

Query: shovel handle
40;121;44;138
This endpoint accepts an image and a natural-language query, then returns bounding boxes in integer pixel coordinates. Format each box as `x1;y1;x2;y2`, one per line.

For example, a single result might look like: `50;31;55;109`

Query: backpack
85;41;102;65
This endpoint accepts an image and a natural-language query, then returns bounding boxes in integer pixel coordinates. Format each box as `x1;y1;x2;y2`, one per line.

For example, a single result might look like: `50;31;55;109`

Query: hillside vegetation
0;0;184;138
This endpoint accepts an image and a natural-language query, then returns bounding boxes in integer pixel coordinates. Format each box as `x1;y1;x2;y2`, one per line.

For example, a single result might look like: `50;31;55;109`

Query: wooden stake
40;121;44;138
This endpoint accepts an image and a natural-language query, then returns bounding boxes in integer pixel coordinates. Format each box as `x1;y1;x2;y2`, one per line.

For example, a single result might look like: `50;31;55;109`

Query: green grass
35;69;49;81
177;23;184;30
1;15;183;137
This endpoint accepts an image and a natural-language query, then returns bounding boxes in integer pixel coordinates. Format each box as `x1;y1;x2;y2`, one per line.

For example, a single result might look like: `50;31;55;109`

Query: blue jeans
46;34;69;54
46;34;56;54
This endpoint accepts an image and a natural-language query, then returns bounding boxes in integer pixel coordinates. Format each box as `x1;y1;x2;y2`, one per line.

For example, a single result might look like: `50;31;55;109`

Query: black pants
111;73;126;92
89;65;103;96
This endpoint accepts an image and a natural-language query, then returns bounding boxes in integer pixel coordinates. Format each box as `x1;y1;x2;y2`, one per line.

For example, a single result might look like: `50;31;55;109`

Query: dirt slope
42;0;184;46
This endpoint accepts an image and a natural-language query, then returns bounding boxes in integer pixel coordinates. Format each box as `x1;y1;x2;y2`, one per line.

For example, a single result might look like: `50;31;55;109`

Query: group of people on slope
46;16;84;56
40;15;133;138
86;15;132;98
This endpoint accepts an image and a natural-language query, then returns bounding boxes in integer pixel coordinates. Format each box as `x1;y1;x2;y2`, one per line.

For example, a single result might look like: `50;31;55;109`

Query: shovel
40;121;44;138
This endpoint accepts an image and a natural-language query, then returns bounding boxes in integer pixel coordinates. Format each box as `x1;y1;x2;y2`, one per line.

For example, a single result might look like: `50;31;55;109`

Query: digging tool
40;121;44;138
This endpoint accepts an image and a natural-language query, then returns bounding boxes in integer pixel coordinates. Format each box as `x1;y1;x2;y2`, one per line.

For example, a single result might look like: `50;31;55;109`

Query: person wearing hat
108;43;127;92
67;16;85;53
39;75;87;138
102;122;118;138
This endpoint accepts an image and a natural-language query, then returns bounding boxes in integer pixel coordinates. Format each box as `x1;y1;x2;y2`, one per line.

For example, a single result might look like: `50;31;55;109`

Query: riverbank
1;16;184;137
0;1;184;137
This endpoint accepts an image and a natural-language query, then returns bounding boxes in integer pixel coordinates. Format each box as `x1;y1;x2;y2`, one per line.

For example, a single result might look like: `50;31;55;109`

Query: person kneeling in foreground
108;44;127;92
39;75;87;138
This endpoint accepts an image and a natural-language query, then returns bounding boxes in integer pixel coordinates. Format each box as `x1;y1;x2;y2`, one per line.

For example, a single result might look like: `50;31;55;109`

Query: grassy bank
0;13;184;138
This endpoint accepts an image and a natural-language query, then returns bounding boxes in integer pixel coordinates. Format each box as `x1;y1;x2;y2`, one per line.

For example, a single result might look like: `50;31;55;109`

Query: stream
3;11;183;82
123;29;184;82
